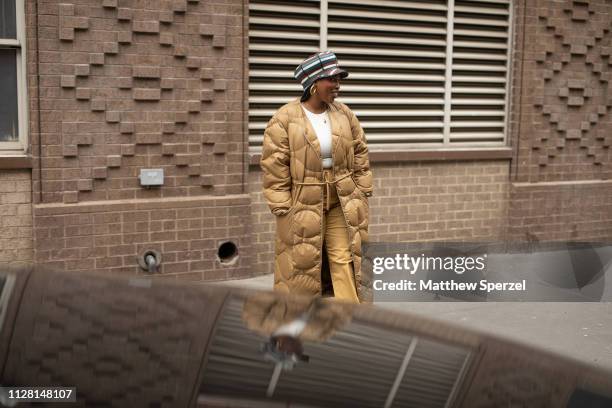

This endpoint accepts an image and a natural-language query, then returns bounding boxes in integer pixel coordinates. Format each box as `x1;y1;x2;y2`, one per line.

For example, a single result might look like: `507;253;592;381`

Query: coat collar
292;98;344;162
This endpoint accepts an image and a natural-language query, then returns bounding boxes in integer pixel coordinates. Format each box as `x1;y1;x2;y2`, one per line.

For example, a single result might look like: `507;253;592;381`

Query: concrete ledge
249;148;513;166
34;194;252;216
0;156;33;169
512;179;612;188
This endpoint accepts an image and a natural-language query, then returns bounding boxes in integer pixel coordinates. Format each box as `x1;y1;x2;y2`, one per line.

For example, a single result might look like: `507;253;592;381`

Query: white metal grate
248;0;512;152
201;297;472;408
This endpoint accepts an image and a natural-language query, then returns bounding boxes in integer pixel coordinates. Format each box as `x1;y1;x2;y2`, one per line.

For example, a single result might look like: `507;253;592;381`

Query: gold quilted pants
322;169;360;303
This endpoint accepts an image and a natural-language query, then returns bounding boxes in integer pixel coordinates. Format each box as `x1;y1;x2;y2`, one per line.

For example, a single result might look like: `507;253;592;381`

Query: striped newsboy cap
294;51;348;101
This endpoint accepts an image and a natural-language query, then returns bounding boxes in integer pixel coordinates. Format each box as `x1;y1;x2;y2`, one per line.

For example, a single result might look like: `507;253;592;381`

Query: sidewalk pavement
208;273;612;372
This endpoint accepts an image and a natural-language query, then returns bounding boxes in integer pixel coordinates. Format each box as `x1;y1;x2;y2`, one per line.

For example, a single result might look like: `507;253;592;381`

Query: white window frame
0;0;28;154
248;0;514;152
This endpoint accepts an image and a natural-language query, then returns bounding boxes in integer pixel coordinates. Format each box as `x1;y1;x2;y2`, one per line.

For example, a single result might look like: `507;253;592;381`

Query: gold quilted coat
260;98;373;303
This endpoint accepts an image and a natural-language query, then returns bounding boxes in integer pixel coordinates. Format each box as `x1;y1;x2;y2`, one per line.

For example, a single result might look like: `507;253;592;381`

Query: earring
310;84;317;96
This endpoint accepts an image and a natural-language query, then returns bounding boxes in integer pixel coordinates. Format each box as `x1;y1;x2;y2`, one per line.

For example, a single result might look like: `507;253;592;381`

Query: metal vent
392;339;470;408
201;297;471;408
326;0;449;148
273;322;412;408
0;273;15;330
200;298;273;397
248;0;512;151
450;0;512;144
248;0;321;148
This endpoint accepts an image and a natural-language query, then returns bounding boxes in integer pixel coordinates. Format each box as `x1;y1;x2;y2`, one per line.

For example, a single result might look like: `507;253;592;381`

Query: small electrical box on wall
139;169;164;187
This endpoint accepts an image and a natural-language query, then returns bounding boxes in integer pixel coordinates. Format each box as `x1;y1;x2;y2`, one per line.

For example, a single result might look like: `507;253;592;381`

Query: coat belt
293;172;353;212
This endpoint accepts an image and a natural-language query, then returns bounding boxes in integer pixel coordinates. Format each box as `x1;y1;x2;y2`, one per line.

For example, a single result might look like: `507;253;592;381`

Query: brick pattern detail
36;0;244;204
249;163;509;275
33;196;252;281
199;23;227;48
504;0;612;241
0;171;33;266
517;0;612;182
3;270;221;407
133;66;160;79
133;88;161;101
58;3;89;41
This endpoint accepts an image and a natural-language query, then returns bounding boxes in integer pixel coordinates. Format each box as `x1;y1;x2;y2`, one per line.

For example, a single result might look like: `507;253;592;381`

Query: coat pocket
351;177;369;205
275;206;296;249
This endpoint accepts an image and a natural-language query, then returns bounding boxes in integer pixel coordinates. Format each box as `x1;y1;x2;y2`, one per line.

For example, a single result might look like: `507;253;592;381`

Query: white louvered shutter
248;0;512;152
450;0;511;145
327;0;449;149
248;0;321;148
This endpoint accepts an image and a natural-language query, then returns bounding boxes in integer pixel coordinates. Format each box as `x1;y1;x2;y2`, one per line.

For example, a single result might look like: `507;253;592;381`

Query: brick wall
512;0;612;183
0;170;33;265
34;195;252;280
28;0;253;278
249;161;510;276
33;0;245;203
508;181;612;241
507;0;612;241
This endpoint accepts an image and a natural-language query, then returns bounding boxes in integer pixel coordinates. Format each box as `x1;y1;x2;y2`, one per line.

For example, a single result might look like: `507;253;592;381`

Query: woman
260;51;373;303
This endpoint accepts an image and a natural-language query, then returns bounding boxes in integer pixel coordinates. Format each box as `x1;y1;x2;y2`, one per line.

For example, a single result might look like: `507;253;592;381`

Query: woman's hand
272;207;290;216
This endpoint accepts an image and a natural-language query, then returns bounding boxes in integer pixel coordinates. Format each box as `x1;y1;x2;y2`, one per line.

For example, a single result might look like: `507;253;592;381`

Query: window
0;0;27;153
248;0;512;151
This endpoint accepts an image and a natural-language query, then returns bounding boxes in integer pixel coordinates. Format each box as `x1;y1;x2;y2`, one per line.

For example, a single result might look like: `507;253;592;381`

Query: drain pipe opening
138;250;162;274
217;241;239;265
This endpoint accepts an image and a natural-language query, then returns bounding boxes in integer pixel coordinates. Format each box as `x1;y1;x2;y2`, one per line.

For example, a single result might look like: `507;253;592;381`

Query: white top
302;105;333;168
